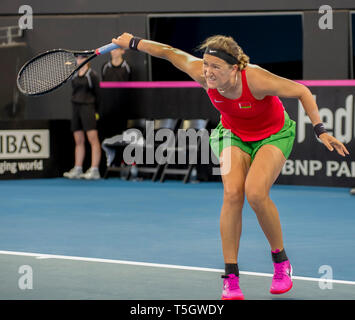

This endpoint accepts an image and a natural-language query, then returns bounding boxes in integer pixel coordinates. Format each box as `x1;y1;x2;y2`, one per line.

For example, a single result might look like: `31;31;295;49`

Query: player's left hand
318;133;350;157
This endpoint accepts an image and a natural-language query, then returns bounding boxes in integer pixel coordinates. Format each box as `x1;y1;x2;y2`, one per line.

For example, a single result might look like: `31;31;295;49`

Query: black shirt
101;60;131;82
71;68;100;110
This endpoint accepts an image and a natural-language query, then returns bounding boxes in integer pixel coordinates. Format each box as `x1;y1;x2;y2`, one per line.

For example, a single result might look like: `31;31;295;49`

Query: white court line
1;250;355;286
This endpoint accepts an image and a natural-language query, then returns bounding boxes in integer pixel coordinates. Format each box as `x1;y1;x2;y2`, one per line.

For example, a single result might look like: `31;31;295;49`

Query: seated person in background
63;55;101;180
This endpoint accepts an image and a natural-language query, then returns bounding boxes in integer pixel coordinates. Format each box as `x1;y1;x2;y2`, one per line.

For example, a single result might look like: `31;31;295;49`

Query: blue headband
204;47;238;65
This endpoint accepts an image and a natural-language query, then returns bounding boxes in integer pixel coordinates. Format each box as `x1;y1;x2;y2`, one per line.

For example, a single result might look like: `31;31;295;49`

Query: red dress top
207;69;285;141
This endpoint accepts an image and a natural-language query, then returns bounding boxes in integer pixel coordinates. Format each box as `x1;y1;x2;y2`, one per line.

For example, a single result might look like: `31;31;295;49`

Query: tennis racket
17;42;120;96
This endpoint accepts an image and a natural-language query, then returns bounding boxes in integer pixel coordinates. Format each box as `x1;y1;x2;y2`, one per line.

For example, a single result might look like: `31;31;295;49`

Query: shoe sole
222;295;245;300
270;281;293;294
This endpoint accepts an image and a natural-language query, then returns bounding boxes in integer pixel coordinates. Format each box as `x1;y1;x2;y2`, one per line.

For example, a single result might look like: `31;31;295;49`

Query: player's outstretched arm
112;33;206;87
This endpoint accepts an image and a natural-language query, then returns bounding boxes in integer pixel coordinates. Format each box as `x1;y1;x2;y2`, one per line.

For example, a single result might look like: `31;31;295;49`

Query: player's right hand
112;33;133;49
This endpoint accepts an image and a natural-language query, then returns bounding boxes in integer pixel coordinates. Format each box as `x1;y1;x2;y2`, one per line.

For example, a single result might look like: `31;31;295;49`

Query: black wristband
129;36;142;51
314;123;327;138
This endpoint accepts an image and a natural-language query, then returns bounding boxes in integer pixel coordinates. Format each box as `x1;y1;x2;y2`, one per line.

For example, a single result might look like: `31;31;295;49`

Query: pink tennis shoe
270;259;293;294
221;274;245;300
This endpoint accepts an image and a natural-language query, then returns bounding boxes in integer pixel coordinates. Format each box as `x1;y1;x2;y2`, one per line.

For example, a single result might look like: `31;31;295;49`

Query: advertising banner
278;86;355;187
0;120;73;180
0;129;49;176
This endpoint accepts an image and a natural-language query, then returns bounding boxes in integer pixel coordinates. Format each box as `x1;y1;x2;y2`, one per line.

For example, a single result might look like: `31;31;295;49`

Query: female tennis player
112;33;349;300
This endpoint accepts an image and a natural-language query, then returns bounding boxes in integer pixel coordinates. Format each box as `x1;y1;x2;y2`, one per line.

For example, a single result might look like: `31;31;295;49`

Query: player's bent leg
220;146;250;263
245;144;285;251
245;144;293;294
219;146;250;300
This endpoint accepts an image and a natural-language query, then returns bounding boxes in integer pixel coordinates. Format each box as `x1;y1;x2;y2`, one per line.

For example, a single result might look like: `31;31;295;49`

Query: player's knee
223;186;245;206
245;183;268;209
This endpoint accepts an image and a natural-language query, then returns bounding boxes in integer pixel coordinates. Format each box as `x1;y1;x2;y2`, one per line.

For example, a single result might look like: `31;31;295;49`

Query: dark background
0;2;354;186
149;15;303;81
0;2;354;121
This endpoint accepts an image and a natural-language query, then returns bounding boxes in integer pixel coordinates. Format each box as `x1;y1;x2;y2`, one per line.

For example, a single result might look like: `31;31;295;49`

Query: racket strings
18;51;77;95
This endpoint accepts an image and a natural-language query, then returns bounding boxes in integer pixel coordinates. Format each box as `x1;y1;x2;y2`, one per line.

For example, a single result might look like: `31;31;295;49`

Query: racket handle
95;43;120;55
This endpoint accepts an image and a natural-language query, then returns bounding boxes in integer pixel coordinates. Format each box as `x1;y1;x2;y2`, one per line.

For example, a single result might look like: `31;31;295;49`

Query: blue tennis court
0;178;354;300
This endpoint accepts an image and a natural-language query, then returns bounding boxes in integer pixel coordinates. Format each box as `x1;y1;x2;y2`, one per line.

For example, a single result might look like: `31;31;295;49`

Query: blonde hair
199;35;249;70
